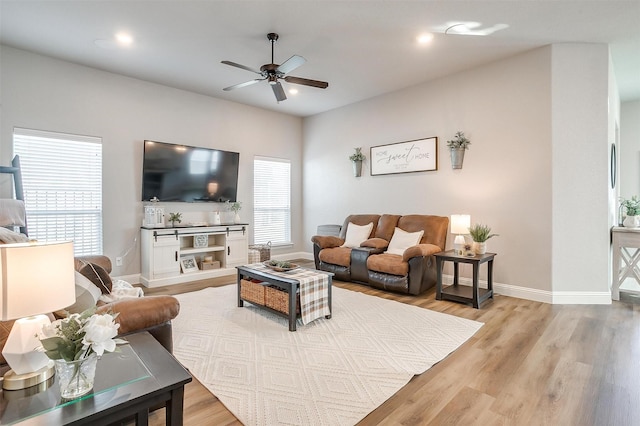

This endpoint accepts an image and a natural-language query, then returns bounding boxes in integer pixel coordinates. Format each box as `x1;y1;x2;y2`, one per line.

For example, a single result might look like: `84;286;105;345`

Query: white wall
303;46;553;295
620;100;640;200
550;43;611;299
303;44;614;302
0;46;303;276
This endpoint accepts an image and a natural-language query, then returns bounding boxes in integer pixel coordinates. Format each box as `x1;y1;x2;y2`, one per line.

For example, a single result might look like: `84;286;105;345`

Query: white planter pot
473;241;487;255
623;215;640;228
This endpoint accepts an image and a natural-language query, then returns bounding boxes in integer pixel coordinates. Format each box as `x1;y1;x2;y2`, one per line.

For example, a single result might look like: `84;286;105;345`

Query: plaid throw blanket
247;263;331;325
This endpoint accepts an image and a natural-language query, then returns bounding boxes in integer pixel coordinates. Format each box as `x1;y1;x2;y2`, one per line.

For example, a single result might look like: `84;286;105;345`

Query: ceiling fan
221;33;329;102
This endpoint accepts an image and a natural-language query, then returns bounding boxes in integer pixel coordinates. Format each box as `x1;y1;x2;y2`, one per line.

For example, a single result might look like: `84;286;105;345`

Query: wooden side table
434;250;496;308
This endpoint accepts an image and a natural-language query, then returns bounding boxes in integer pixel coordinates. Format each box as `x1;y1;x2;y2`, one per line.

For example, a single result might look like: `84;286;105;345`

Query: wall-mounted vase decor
446;131;471;169
352;160;363;177
349;147;366;177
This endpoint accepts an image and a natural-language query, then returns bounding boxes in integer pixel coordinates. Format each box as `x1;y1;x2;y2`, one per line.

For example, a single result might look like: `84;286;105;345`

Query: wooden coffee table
236;265;333;331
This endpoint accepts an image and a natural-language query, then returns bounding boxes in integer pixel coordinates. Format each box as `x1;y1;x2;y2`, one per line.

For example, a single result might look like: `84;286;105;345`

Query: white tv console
140;224;248;287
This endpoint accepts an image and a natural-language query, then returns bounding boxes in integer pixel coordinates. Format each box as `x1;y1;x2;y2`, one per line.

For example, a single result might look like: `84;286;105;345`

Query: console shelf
140;224;249;287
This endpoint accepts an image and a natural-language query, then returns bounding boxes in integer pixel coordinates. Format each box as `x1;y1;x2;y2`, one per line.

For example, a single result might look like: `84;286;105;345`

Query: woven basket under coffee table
236;263;333;331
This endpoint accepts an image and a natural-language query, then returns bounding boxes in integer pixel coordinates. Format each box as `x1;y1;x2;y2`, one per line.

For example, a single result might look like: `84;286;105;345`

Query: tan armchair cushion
402;243;442;262
318;247;352;267
311;235;344;249
367;253;408;276
96;295;180;335
360;237;389;250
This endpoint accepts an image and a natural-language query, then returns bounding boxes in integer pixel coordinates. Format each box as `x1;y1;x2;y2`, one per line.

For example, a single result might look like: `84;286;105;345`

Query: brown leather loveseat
312;214;449;295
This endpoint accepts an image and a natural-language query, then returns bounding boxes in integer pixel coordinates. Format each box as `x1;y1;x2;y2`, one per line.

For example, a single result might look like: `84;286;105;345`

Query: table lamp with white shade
0;241;75;390
450;215;471;255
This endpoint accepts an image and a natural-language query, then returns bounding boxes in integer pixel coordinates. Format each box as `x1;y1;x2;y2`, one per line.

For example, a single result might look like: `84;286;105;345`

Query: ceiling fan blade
271;81;287;102
221;60;262;75
276;55;306;75
223;79;264;91
283;76;329;89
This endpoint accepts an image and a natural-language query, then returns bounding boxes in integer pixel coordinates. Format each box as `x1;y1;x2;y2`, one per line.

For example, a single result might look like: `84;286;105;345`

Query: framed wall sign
370;137;437;176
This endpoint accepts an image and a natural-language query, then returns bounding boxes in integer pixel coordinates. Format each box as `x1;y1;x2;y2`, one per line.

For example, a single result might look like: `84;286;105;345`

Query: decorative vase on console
623;215;640;228
228;201;242;224
620;196;640;228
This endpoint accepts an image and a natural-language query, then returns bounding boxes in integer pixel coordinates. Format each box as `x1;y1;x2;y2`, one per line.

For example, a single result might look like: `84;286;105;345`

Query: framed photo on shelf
180;255;199;273
193;234;208;248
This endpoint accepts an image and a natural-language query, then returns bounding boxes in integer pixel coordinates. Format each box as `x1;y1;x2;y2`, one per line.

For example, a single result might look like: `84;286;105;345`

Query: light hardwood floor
139;262;640;425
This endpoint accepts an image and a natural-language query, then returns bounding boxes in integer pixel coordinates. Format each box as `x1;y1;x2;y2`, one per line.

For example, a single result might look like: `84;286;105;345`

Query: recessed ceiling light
115;32;134;46
288;88;299;95
416;33;434;44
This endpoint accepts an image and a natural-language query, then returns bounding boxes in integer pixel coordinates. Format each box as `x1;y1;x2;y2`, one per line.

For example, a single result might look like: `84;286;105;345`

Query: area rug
172;285;483;426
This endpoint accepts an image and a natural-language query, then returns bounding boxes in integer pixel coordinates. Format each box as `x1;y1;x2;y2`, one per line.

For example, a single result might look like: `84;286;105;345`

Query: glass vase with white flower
38;308;124;399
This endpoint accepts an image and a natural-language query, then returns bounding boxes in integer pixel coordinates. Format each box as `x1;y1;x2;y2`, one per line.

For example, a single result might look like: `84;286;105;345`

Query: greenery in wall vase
446;131;471;170
349;147;366;177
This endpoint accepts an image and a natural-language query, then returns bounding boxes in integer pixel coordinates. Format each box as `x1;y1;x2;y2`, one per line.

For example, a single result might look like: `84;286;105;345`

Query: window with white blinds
13;128;103;256
253;156;291;245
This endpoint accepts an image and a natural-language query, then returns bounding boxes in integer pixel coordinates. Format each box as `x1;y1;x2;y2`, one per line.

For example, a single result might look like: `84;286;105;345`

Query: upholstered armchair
0;254;180;377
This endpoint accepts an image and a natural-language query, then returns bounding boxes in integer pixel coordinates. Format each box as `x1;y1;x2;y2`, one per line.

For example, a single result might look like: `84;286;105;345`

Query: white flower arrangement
39;308;124;361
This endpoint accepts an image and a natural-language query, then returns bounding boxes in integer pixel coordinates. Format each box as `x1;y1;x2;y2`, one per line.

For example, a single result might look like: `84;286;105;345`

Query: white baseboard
276;251;314;261
293;251;611;305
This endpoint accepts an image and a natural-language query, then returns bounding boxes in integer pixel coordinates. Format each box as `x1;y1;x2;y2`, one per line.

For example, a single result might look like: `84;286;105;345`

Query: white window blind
253;156;291;245
13;128;103;256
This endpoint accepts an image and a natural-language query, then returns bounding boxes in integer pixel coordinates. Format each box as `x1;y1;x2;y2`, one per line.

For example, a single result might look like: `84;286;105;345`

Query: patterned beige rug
172;285;482;425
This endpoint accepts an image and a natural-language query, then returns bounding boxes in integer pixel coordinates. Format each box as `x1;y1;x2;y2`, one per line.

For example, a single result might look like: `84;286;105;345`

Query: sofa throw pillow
341;222;374;248
0;227;28;244
65;271;102;314
78;262;113;294
386;227;424;256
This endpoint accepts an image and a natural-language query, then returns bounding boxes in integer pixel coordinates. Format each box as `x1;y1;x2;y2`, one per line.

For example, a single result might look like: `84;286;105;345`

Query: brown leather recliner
0;255;180;375
312;214;449;295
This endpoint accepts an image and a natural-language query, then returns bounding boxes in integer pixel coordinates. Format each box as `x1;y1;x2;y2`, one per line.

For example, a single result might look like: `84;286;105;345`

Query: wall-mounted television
142;140;239;202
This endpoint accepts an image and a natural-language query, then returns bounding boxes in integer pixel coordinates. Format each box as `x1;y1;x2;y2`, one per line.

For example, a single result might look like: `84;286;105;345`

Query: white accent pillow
386;227;424;256
341;222;374;248
0;227;28;243
66;271;102;314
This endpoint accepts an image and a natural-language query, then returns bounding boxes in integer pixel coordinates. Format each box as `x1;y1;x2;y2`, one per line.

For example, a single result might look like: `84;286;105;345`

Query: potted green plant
620;196;640;228
468;223;498;254
446;131;471;169
349;147;366;177
168;212;182;227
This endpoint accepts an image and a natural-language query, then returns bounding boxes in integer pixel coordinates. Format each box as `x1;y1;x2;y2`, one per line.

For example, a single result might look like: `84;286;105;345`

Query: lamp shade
451;214;471;235
0;241;75;321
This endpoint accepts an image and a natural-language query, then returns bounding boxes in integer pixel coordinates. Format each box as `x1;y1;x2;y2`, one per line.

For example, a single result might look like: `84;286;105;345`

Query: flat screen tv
142;140;239;202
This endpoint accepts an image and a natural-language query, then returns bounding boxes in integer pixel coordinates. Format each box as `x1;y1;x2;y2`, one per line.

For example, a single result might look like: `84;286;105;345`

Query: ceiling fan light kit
222;33;329;103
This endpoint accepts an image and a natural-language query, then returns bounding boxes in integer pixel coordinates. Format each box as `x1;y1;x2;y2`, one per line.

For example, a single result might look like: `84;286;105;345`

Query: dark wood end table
435;250;496;308
0;332;192;425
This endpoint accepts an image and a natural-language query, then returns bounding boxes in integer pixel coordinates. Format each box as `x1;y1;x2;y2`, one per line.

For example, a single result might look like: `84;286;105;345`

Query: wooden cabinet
141;225;248;287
